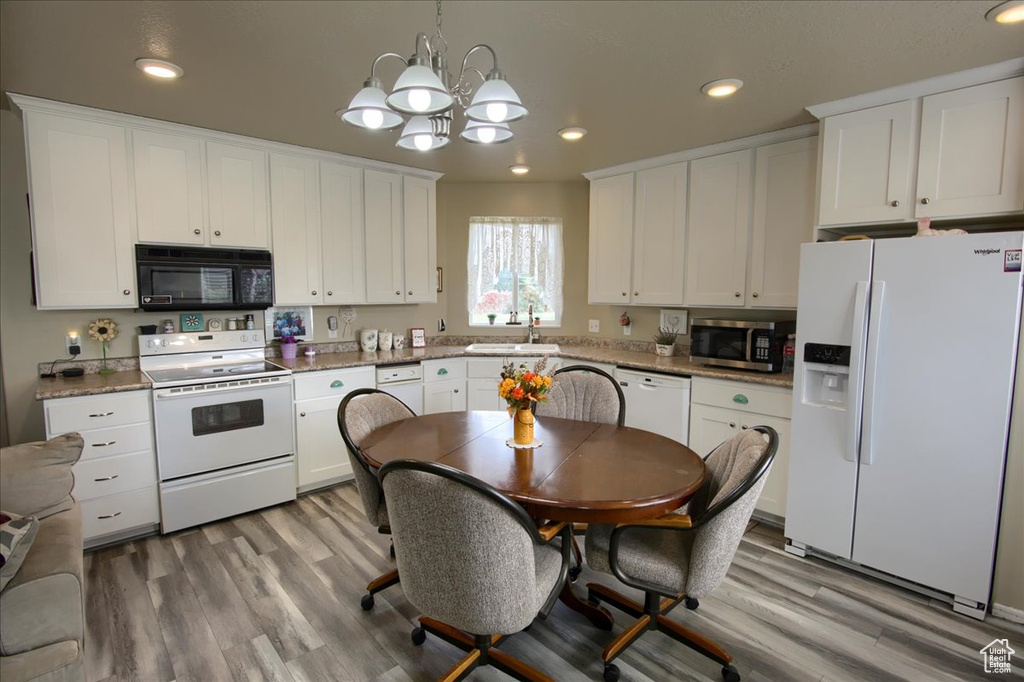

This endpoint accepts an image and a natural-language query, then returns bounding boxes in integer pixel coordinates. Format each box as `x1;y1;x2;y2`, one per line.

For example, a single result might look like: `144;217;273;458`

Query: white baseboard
992;603;1024;624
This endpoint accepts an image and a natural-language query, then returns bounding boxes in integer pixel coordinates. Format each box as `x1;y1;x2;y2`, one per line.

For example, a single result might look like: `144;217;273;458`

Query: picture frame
265;306;314;341
410;327;426;348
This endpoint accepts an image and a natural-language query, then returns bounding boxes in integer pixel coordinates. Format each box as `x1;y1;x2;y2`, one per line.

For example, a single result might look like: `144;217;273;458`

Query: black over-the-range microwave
136;245;274;311
689;318;796;373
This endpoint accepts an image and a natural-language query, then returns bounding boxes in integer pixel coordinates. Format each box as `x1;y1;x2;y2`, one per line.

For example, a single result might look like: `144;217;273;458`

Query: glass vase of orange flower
498;358;555;445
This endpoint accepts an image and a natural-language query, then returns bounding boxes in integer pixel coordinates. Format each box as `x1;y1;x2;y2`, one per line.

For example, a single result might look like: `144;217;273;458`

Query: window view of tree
467;217;563;326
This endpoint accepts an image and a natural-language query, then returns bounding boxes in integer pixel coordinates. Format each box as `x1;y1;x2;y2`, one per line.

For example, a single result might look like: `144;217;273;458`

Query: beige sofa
0;434;85;682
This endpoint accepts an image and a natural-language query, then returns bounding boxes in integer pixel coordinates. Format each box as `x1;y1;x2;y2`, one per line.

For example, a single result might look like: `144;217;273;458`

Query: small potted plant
487;313;498;325
278;333;299;359
653;327;678;357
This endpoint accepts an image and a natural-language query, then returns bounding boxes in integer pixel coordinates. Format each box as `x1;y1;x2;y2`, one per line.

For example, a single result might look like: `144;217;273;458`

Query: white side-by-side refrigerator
784;232;1023;620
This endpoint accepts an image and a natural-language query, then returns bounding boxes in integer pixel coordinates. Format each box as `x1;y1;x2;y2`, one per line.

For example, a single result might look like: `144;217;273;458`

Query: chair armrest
536;521;570;543
614;513;693;532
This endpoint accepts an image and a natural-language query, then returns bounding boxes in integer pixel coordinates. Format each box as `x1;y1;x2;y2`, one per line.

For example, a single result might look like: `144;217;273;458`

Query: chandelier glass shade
338;0;527;151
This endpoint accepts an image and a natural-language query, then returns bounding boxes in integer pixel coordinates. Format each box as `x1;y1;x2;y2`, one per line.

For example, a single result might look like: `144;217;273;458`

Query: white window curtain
467;217;564;325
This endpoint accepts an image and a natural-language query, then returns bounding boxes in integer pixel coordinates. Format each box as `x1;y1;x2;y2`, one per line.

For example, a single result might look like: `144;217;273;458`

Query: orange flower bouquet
499;358;555;445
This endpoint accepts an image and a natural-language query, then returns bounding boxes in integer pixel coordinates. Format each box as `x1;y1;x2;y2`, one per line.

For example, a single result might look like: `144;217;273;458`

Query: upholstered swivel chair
337;388;416;610
584;426;778;682
379;459;572;682
535;365;625;581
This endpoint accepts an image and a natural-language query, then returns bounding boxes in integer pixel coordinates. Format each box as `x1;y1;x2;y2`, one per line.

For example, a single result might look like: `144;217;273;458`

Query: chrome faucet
527;305;539;343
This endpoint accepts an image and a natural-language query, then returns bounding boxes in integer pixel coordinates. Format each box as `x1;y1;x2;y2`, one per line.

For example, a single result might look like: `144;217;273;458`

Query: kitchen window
467;217;564;327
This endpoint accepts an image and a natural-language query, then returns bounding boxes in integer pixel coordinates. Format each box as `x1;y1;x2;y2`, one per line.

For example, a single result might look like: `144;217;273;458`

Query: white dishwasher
376;363;424;415
615;368;691;445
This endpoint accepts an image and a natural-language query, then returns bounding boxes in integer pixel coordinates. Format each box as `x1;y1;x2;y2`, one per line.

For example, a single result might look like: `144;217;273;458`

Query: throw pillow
0;511;40;591
0;433;84;519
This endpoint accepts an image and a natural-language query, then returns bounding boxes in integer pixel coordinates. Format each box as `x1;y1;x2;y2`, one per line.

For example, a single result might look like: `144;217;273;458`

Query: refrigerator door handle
845;281;870;464
860;280;886;467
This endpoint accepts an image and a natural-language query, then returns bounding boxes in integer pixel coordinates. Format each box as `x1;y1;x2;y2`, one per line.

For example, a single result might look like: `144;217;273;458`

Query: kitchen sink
464;343;560;354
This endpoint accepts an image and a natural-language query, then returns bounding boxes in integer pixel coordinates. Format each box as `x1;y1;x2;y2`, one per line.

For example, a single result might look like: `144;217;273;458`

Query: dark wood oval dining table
359;410;708;629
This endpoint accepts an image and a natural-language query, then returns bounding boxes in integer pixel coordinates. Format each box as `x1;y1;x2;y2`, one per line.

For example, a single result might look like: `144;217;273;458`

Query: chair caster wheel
360;594;374;611
411;627;426;646
685;597;699;610
722;664;740;682
603;663;620;682
569;565;582;583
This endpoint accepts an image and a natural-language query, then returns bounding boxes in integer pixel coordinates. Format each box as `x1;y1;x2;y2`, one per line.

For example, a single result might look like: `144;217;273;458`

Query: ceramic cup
378;331;393;351
393;335;406;350
360;329;378;352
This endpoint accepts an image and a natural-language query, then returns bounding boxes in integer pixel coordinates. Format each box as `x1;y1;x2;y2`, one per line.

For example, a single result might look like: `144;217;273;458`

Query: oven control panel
139;331;264;355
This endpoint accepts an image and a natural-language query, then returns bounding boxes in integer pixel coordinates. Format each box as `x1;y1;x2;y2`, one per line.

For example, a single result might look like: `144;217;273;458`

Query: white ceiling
1;1;1021;182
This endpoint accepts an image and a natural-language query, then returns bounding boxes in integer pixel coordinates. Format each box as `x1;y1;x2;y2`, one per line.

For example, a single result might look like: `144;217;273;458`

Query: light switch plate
328;328;338;339
588;319;600;333
660;309;687;333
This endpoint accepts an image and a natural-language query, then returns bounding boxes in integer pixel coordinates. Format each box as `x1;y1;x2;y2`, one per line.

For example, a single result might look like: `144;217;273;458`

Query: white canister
378;330;393;351
359;329;379;352
393;335;406;350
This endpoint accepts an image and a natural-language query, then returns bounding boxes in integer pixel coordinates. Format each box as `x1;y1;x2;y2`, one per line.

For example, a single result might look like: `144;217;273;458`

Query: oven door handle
153;382;289;401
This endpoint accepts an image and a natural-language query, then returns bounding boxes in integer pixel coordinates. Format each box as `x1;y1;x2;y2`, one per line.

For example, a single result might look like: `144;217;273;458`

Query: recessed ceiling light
986;0;1024;23
509;165;530;175
135;58;184;80
558;127;588;141
701;78;743;98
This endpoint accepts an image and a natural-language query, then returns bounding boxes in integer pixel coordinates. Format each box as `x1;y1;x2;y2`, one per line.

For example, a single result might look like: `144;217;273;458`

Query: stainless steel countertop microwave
689;318;795;373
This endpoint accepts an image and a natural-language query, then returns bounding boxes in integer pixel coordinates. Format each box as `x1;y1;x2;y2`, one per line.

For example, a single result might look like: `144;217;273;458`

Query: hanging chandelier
338;0;527;151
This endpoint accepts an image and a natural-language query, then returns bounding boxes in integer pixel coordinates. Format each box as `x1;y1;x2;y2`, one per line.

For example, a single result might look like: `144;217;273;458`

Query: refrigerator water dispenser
801;343;852;408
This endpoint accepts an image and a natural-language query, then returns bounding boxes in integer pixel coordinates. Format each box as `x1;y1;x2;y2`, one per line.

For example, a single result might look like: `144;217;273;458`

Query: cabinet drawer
81;487;159;540
73;451;157;501
293;367;375;401
467;358;505;378
691;378;792;419
76;423;154;462
46;391;151;434
423;358;467;383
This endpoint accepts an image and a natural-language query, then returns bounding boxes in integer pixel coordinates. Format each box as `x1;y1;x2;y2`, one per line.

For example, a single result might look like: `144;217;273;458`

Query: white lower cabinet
688;378;792;519
467;358;508;412
294;367;375;492
44;391;158;546
422;359;467;414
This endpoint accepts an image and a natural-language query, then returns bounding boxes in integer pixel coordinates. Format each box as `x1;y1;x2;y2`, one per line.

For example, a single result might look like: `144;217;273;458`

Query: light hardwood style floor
84;483;1024;682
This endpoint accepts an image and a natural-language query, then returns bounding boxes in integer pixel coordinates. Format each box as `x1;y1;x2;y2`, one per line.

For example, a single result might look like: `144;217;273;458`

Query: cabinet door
364;170;404;304
743;416;791;518
467;378;504;412
749;137;817;309
270;153;322;305
588;174;634;304
25;112;136;309
132;129;204;245
424;380;467;415
916;77;1024;219
295;397;352;489
320;161;365;304
687;404;740;458
632;163;687;306
818;101;915;226
206;141;269;249
403;176;437;303
685;150;752;307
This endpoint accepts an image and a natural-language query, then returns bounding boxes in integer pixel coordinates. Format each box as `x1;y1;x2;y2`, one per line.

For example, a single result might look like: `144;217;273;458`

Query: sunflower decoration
88;318;119;375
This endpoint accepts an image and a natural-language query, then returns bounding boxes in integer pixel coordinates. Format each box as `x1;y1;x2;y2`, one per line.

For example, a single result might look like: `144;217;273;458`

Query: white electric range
140;331;296;533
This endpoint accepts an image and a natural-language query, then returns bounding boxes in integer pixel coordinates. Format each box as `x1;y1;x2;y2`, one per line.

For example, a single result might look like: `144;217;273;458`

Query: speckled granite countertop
37;345;792;400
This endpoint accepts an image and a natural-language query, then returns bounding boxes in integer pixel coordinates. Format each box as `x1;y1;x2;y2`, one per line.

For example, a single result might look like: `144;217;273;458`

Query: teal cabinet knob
330;380;344;388
438;368;448;375
733;394;749;404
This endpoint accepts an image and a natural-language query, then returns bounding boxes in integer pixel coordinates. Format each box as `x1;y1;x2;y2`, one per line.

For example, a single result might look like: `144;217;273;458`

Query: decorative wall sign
410;328;426;348
180;313;204;332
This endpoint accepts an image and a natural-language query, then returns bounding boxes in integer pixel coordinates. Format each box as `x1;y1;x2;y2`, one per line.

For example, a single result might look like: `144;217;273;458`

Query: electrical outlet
66;331;81;356
328;328;338;339
588;319;600;333
623;324;631;336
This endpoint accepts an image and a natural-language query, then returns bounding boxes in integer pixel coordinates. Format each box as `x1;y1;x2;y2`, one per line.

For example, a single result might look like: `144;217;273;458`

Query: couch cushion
0;507;84;657
0;640;83;682
1;512;40;591
0;434;83;519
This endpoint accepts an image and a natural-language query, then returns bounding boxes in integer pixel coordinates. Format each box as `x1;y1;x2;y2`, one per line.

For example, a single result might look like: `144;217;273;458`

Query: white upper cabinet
25;112;136;309
320;161;365;305
631;163;688;306
364;169;405;304
588;173;635;304
685;149;753;307
205;141;269;249
818;101;916;227
269;153;321;305
132;130;204;245
916;77;1024;219
749;137;817;308
403;176;437;303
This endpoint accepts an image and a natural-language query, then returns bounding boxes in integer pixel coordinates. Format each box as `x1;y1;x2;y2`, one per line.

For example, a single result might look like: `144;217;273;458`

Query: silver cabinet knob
194;228;201;235
408;290;413;296
741;425;748;430
920;198;930;205
311;290;317;296
214;230;222;236
622;292;627;296
734;292;741;298
752;292;759;298
300;412;306;417
890;200;900;207
396;290;401;296
453;389;459;393
729;422;736;428
327;291;333;296
123;289;131;295
634;291;639;296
